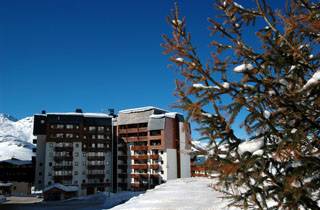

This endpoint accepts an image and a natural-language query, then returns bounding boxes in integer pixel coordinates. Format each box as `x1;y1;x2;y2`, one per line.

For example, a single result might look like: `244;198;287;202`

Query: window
66;124;74;129
75;143;79;148
39;172;42;176
161;161;164;164
39;163;43;166
74;162;78;166
161;171;164;174
48;181;52;185
97;135;105;139
98;126;104;132
89;126;96;131
91;135;96;139
150;130;161;136
65;133;73;138
160;151;164;154
75;152;79;157
49;162;52;166
57;124;64;129
74;171;78;175
56;133;64;138
74;180;78;184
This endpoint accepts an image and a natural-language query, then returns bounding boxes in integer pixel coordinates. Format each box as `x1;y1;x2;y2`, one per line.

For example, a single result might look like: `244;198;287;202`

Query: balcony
118;164;128;169
131;146;148;151
131;164;148;170
54;147;73;152
87;174;105;179
118;173;127;178
149;154;159;160
53;175;72;181
82;182;110;188
149;164;160;170
54;156;73;162
131;155;148;160
131;173;149;179
87;165;105;170
150;173;160;178
131;183;148;189
118;155;127;160
124;136;148;143
53;165;73;170
87;156;105;161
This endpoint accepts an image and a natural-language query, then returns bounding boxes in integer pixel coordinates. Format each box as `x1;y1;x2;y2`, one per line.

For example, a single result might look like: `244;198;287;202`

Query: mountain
0;113;35;161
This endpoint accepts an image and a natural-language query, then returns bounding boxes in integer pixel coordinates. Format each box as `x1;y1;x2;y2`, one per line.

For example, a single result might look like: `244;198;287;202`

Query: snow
252;149;264;156
233;63;254;73
46;112;111;118
44;183;78;192
238;138;264;155
301;70;320;91
291;128;298;134
150;112;179;119
0;114;35;161
119;106;167;114
171;19;182;26
193;83;219;89
109;177;239;210
233;2;244;9
175;57;184;62
263;110;271;119
222;82;230;89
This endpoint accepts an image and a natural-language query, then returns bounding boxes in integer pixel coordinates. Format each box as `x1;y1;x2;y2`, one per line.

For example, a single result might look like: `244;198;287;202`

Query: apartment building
114;106;191;191
33;109;113;199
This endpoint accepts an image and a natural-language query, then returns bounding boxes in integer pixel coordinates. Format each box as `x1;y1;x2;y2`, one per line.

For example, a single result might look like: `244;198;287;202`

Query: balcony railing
54;156;73;162
87;156;105;161
130;173;149;179
87;165;105;170
149;154;159;160
149;164;160;170
87;174;105;179
131;164;148;170
131;155;148;160
131;146;148;151
54;147;73;152
53;165;73;170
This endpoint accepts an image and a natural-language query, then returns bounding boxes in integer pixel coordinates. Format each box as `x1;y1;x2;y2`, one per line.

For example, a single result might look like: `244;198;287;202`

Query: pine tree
162;1;320;209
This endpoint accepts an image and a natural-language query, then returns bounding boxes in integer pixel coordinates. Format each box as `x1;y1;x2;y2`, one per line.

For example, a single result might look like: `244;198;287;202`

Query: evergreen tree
162;1;320;209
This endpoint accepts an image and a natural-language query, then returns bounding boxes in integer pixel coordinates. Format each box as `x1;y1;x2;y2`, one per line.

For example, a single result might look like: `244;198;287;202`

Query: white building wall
179;122;191;178
35;135;46;190
164;148;177;180
44;142;54;187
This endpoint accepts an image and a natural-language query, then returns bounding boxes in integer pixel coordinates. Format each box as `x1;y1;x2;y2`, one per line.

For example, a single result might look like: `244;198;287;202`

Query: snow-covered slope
110;177;239;210
0;113;35;161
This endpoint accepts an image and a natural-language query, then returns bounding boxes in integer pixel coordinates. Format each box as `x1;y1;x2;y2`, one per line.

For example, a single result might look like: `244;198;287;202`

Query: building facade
33;110;113;197
114;107;191;191
0;158;35;196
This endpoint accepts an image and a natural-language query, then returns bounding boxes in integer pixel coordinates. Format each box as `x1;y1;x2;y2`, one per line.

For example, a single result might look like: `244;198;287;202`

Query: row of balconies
118;127;148;134
131;163;160;170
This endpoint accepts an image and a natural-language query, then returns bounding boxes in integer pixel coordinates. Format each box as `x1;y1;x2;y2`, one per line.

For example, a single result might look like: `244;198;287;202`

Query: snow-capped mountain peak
0;113;35;161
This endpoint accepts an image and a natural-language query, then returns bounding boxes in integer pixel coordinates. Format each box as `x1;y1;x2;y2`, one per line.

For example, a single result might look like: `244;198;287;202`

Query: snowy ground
109;177;239;210
1;178;240;210
1;191;142;210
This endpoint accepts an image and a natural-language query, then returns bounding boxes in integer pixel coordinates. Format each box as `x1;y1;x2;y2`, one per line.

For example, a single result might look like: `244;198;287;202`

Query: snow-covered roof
119;106;167;114
150;112;179;119
0;182;13;187
0;158;32;165
45;112;112;118
44;183;78;192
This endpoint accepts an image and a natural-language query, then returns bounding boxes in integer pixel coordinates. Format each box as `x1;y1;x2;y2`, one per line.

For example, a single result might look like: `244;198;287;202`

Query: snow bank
233;64;254;73
109;177;239;210
238;138;264;155
300;70;320;91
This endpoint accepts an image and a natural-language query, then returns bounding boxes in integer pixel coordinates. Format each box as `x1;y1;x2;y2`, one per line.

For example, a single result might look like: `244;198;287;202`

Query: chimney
75;108;83;113
41;110;46;114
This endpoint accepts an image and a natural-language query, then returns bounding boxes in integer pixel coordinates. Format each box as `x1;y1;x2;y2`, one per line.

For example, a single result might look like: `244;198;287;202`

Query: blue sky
0;0;285;139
